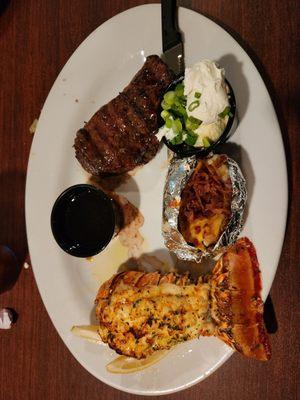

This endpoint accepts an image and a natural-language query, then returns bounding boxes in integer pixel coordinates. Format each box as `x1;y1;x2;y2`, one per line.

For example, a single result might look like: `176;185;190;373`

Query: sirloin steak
74;55;174;175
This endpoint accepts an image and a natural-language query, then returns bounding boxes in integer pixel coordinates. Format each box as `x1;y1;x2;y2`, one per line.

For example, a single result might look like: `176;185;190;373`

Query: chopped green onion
175;83;184;97
160;81;204;148
185;116;201;131
172;118;182;134
171;104;187;119
173;95;186;107
228;111;233;118
167;110;176;119
170;131;183;145
218;106;231;118
188;100;200;112
179;97;187;106
161;110;169;120
189;116;201;124
174;98;183;107
171;133;182;145
185;131;198;146
165;117;173;128
164;91;176;105
202;137;211;148
161;100;171;110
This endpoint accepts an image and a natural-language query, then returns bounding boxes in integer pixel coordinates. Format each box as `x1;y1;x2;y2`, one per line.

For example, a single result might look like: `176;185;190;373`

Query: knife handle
161;0;181;52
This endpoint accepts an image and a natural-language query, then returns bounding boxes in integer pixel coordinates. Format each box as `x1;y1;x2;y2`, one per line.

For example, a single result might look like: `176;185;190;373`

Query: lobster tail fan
210;237;271;361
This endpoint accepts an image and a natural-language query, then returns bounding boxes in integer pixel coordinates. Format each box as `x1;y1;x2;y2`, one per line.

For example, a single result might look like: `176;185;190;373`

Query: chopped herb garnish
161;99;171;110
202;137;211;148
218;106;231;118
189;116;201;125
160;110;169;120
164;90;176;105
188;100;200;112
172;118;182;134
185;131;198;146
172;104;187;118
185;116;201;131
170;131;183;145
165;117;173;128
133;299;141;308
175;83;184;97
161;82;205;148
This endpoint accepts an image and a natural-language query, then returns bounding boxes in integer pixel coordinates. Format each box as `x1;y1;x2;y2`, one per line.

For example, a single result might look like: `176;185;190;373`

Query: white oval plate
25;4;287;396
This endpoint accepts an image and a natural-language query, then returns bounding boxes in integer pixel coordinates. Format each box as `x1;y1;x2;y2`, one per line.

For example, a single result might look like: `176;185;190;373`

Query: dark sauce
51;185;115;257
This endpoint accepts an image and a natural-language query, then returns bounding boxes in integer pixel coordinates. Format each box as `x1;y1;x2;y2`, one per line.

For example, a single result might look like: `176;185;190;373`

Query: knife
161;0;184;76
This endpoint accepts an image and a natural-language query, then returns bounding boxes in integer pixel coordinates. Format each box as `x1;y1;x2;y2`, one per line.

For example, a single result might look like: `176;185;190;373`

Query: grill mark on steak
106;97;144;168
119;93;151;137
123;62;171;133
74;55;174;175
87;107;122;171
123;87;157;134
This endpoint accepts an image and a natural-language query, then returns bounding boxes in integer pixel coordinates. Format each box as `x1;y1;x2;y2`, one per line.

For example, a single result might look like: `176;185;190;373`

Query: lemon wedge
71;325;169;373
71;325;102;344
106;350;169;374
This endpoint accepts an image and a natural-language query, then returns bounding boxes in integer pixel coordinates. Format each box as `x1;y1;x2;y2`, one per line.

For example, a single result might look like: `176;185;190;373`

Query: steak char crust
74;55;174;175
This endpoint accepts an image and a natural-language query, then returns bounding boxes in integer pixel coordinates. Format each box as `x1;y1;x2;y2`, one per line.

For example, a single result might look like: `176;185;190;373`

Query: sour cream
156;59;231;148
184;60;229;124
156;125;176;142
194;116;228;147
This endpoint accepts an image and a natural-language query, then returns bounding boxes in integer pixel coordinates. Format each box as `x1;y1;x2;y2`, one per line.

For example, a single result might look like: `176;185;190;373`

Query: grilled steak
74;55;174;175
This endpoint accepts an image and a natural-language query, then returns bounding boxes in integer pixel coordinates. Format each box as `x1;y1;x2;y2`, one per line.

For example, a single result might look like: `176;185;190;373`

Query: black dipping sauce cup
51;184;116;258
162;76;237;158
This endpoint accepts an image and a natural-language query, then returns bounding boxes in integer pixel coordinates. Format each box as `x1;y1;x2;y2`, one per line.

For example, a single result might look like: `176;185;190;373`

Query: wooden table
0;1;298;399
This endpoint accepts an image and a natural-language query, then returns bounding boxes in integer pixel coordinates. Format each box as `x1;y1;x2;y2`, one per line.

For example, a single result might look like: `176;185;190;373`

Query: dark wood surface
0;1;299;399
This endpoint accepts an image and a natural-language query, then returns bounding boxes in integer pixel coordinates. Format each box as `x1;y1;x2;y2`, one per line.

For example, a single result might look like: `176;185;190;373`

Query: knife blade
161;0;184;77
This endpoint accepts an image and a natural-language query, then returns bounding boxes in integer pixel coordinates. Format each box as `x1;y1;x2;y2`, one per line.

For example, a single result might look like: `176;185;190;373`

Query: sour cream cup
162;76;237;158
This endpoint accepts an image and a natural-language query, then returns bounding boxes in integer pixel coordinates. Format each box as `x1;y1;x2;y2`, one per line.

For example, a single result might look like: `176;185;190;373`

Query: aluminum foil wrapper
162;154;247;263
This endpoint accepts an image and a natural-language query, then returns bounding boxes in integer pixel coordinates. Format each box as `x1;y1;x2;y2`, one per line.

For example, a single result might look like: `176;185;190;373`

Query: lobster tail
210;237;271;361
94;238;271;361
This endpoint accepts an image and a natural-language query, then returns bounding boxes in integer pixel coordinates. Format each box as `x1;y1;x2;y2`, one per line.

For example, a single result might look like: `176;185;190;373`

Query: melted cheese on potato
188;214;226;249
